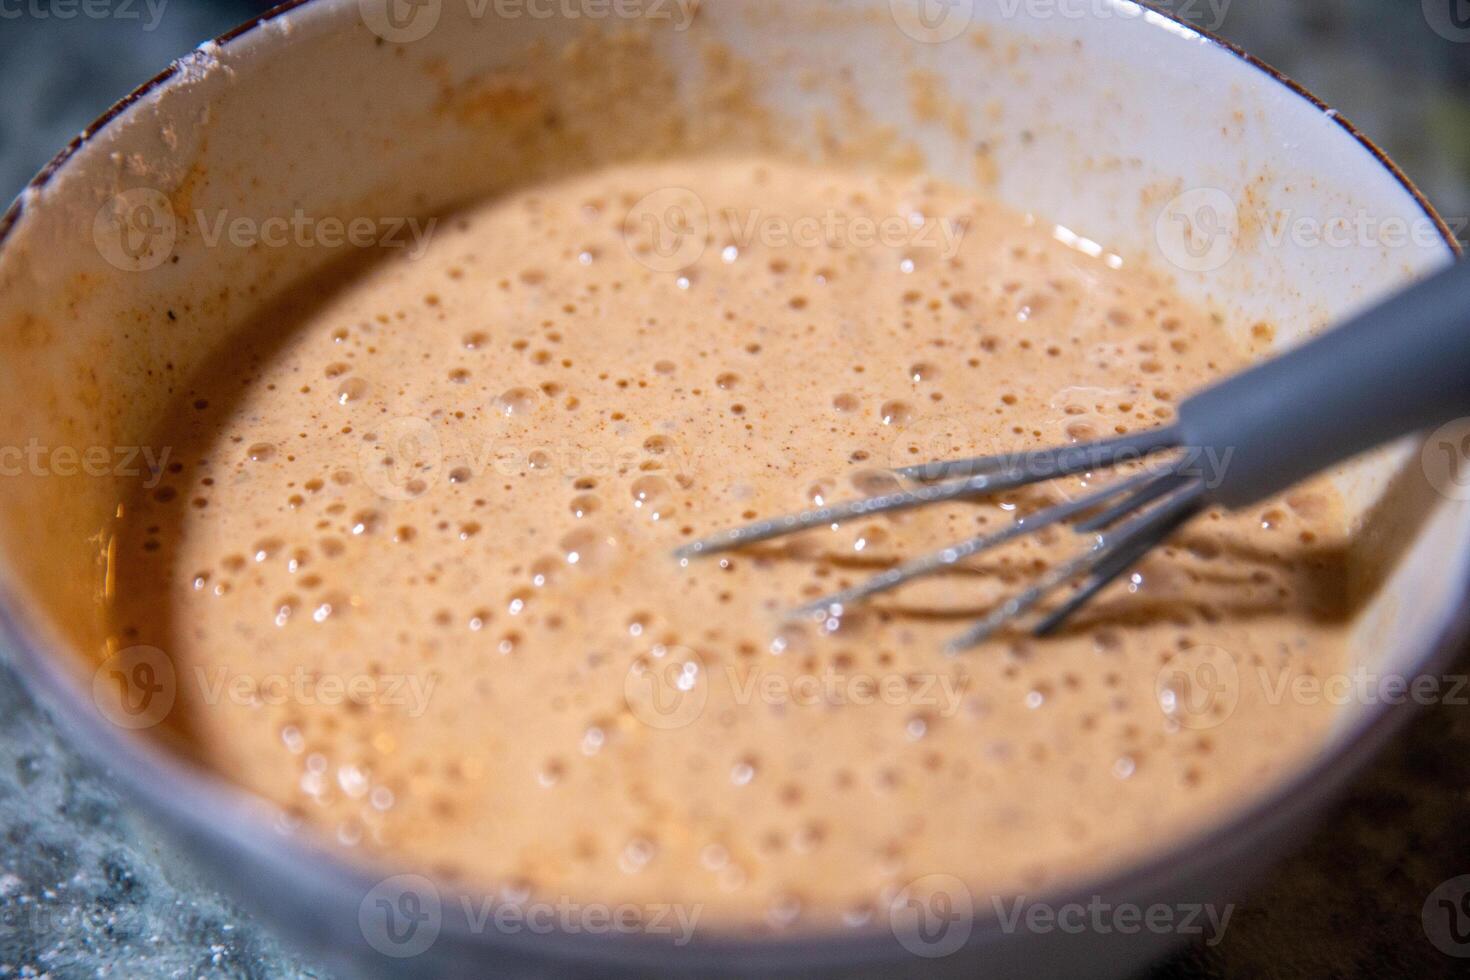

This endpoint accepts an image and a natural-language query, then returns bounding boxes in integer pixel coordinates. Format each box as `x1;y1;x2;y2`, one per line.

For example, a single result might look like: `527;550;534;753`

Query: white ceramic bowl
0;1;1461;976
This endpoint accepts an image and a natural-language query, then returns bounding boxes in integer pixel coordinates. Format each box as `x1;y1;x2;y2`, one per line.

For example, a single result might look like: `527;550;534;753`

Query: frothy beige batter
108;157;1350;931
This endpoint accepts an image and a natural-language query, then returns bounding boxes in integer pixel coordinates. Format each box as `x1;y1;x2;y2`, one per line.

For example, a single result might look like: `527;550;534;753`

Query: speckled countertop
1;2;1468;977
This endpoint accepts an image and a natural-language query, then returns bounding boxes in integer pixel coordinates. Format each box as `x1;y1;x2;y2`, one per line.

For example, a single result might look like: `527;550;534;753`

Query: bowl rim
2;0;1461;255
0;0;1465;969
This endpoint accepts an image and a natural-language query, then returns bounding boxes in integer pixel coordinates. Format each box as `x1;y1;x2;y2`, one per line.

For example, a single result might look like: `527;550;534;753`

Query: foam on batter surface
108;157;1350;931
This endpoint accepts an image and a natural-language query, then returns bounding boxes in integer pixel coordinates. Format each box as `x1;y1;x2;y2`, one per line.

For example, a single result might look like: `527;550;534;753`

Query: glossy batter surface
108;157;1351;931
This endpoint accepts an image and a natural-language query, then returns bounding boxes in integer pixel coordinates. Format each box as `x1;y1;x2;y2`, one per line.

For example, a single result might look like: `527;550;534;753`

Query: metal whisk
677;260;1470;653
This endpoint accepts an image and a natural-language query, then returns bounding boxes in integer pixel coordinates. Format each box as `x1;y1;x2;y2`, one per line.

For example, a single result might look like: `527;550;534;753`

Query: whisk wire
946;478;1205;652
1074;469;1192;533
895;426;1182;484
1032;484;1205;637
676;422;1206;650
791;467;1167;618
677;429;1184;562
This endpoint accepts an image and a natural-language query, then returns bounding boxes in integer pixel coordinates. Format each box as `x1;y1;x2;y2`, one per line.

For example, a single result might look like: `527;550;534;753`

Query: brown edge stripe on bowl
0;0;1461;256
